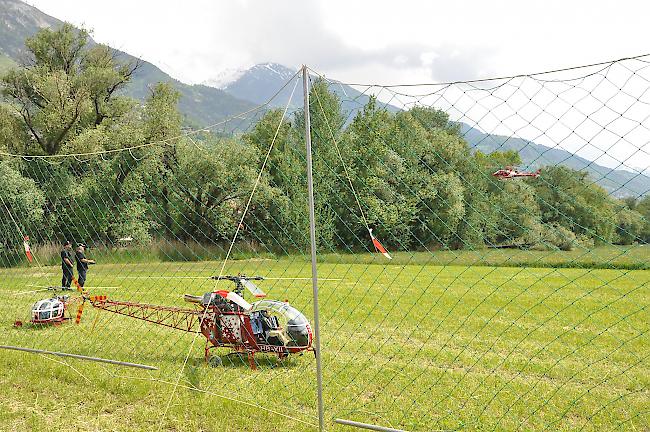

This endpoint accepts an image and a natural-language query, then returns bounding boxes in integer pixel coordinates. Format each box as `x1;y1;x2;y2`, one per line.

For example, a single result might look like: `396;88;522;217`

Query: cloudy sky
23;0;650;86
22;0;650;171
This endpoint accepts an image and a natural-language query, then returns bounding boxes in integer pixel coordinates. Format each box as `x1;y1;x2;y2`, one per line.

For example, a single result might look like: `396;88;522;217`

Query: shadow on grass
180;352;298;394
11;319;73;331
203;350;298;370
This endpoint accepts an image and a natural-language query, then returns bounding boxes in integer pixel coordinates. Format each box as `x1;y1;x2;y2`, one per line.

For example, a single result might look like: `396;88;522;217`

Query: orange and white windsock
368;228;392;260
23;236;33;263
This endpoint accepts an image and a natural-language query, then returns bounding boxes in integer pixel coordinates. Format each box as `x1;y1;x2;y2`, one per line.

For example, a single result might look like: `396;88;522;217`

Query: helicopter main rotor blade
14;285;75;295
115;275;344;281
242;279;266;298
13;288;50;296
183;294;203;304
117;275;209;279
262;277;343;281
74;286;120;289
225;292;252;311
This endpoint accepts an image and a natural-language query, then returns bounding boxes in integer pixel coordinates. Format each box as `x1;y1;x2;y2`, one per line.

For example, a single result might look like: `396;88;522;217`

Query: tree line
0;25;648;265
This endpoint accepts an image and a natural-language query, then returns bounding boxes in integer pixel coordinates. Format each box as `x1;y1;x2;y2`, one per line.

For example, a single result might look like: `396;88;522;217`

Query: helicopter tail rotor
73;277;106;325
75;295;107;324
75;300;85;324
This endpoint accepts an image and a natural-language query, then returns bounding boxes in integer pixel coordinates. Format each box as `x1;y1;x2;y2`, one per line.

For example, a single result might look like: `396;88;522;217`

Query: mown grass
0;255;647;431
318;244;650;270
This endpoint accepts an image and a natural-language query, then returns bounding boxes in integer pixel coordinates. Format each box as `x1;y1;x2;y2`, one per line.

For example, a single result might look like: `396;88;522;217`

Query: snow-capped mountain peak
201;66;248;89
248;62;298;81
202;63;298;90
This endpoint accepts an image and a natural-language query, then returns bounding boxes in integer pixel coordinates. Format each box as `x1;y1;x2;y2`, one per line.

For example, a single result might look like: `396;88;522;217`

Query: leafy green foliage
0;161;44;251
1;24;138;155
0;26;642;265
634;195;650;242
0;53;15;76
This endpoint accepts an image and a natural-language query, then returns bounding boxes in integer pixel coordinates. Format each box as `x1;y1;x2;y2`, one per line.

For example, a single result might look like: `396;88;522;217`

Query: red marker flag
23;236;33;263
369;228;392;260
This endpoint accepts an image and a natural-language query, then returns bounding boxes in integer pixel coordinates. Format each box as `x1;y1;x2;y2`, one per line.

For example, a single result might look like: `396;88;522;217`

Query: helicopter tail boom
90;297;203;333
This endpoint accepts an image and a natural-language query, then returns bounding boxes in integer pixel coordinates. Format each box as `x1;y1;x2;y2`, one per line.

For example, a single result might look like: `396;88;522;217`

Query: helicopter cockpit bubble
250;300;311;348
31;298;64;322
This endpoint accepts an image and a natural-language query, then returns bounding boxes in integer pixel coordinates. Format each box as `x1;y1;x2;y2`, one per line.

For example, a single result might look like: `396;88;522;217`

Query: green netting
0;45;648;432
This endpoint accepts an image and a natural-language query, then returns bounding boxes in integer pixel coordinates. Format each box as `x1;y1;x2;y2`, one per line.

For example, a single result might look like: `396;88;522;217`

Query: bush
541;223;579;251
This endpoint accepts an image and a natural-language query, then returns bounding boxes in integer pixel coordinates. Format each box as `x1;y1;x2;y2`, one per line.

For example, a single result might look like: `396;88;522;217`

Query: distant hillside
0;0;57;60
112;53;257;127
460;123;650;198
0;0;258;127
221;63;298;107
0;53;15;74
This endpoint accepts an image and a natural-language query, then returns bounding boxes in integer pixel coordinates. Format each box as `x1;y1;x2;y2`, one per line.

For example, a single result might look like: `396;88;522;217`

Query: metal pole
303;64;325;432
0;345;158;370
334;419;409;432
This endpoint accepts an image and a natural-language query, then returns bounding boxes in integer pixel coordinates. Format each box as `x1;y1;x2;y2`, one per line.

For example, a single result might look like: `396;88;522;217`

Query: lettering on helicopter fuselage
259;344;286;353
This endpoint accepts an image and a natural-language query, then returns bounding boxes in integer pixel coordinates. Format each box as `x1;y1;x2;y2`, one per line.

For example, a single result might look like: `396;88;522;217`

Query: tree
81;45;139;126
342;97;406;248
408;106;461;136
463;150;524;248
0;104;29;154
169;138;262;243
0;162;45;261
533;166;617;243
304;79;346;250
635;196;650;243
244;109;310;251
1;24;138;155
615;206;644;245
140;82;182;235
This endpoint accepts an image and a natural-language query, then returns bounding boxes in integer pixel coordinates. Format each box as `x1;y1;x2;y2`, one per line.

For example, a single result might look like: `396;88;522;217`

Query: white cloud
23;0;650;86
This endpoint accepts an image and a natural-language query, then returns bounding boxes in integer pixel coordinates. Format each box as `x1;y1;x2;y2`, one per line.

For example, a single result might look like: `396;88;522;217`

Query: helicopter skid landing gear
204;343;223;367
204;343;257;370
222;350;256;370
247;351;256;370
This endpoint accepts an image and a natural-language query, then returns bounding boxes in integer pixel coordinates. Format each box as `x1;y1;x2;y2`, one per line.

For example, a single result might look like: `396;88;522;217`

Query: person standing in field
75;243;95;288
60;240;74;288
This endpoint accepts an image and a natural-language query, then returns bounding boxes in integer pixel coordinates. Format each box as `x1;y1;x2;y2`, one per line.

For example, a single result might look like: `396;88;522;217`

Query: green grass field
319;244;650;270
0;253;648;431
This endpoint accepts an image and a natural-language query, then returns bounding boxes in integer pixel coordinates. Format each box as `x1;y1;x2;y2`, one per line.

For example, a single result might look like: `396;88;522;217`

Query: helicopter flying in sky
492;166;541;179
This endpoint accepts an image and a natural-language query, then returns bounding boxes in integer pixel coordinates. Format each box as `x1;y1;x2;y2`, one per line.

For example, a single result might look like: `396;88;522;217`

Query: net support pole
303;64;325;432
0;345;158;370
334;418;408;432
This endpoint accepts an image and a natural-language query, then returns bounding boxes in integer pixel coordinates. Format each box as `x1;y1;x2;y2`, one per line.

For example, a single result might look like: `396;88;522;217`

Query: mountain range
0;0;257;127
215;62;401;117
0;0;648;197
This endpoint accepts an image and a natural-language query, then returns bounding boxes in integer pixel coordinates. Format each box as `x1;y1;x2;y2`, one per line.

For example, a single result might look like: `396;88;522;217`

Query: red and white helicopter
68;275;314;369
492;166;541;179
30;292;74;325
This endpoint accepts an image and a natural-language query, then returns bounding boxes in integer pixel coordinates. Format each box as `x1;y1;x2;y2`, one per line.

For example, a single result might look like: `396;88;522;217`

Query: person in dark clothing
75;243;95;288
60;240;74;288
